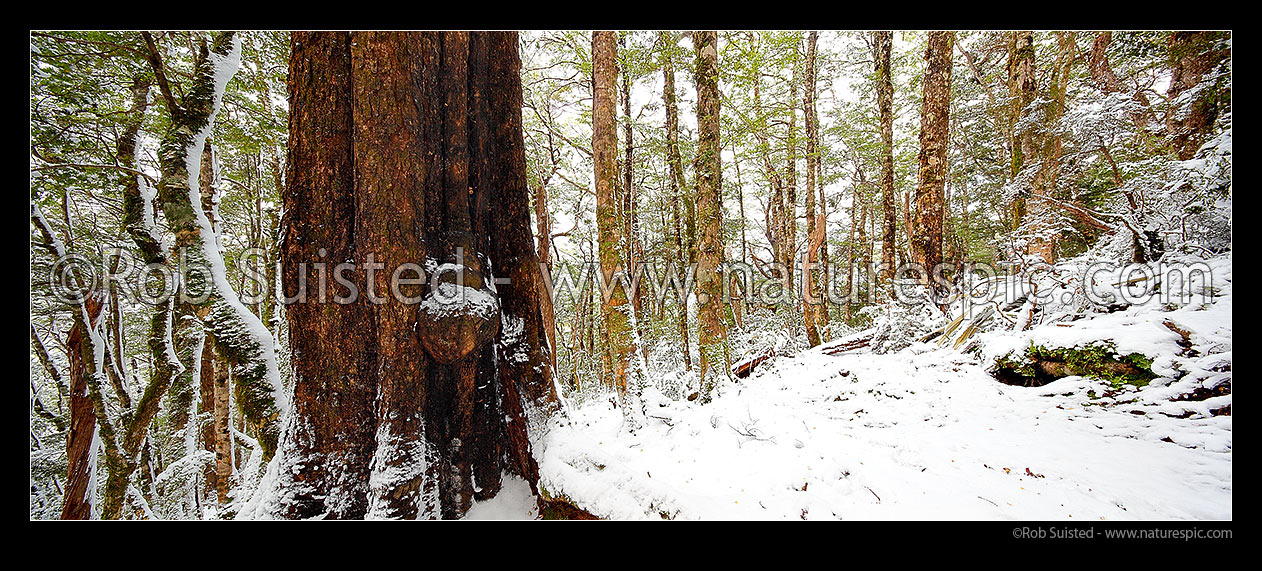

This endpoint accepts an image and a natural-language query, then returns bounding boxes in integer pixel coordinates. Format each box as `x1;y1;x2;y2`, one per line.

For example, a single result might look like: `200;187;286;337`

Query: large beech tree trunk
266;31;558;520
911;31;953;289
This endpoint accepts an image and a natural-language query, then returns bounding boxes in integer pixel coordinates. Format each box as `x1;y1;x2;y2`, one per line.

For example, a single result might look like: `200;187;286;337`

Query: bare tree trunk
198;334;217;497
1026;32;1076;265
60;297;103;520
784;35;800;303
593;31;634;406
212;337;232;505
534;180;558;375
875;31;897;298
660;32;692;370
911;31;953;289
620;34;649;368
802;32;822;347
1008;31;1036;231
692;30;728;400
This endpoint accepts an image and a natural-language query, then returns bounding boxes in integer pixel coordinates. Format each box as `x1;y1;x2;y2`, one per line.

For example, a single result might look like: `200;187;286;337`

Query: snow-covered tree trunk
147;31;286;461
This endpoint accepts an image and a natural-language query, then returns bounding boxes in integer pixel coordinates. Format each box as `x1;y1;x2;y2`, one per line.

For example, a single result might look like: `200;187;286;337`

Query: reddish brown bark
1166;32;1230;160
60;297;103;520
274;31;556;520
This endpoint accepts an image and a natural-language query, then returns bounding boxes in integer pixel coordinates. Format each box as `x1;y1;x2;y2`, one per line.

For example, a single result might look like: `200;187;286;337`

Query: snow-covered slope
537;260;1232;520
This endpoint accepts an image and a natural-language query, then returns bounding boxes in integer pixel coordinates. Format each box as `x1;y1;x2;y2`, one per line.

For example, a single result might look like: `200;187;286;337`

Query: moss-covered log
991;342;1157;388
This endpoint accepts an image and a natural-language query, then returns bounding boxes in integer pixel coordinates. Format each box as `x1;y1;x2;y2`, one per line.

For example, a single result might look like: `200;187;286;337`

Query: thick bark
1166;32;1230;160
692;30;728;399
267;31;557;520
911;31;953;289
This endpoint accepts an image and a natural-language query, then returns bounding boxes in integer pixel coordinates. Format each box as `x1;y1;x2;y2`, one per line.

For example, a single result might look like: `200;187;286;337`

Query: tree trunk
802;32;822;347
592;31;635;406
620;34;649;369
1026;32;1075;265
212;336;232;505
660;32;693;370
1166;31;1230;160
264;31;558;520
60;297;103;520
1007;31;1036;232
911;31;953;289
875;31;897;298
199;334;217;498
534;180;558;375
149;32;284;461
692;30;728;400
784;35;799;304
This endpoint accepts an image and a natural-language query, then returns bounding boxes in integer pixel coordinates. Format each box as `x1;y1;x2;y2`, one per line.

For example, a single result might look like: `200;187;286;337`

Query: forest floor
469;257;1233;521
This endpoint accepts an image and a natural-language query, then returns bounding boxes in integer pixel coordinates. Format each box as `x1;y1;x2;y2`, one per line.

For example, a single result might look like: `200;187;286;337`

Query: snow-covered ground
533;258;1232;520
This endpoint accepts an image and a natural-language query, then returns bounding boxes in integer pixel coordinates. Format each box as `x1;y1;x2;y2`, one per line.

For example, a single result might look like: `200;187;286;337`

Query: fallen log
822;331;874;356
732;348;776;379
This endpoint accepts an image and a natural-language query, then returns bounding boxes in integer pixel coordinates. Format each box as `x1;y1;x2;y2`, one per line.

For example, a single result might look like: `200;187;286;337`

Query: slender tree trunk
212;337;232;505
1026;32;1075;265
593;31;635;406
1008;31;1036;232
692;30;728;400
534;180;558;375
60;297;104;520
802;32;822;347
199;334;217;498
620;34;649;368
875;31;897;298
784;35;800;302
660;32;692;370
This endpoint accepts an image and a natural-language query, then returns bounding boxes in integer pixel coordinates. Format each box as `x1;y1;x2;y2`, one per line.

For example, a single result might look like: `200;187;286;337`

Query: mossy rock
991;342;1157;389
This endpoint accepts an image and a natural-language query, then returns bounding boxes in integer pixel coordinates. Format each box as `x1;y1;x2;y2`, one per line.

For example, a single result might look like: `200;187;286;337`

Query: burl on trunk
266;31;558;520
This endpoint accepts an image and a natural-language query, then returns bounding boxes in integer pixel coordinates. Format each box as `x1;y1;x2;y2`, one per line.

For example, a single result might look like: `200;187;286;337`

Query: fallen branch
732;348;775;379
